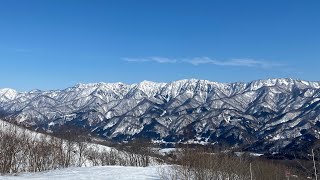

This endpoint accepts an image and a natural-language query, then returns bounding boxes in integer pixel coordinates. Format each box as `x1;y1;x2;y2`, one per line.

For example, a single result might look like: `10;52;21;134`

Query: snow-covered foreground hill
0;119;160;175
2;165;166;180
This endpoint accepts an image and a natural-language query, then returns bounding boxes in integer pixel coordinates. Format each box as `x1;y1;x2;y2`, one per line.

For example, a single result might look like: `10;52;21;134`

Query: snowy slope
2;165;167;180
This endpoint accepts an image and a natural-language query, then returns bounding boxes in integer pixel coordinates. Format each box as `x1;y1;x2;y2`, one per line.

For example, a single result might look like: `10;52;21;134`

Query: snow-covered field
2;165;168;180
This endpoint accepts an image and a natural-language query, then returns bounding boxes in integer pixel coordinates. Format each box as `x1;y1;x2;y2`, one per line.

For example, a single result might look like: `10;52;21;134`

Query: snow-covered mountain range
1;78;320;153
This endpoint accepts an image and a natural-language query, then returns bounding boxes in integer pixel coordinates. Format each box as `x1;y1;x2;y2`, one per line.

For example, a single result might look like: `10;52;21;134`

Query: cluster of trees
159;147;302;180
0;121;155;174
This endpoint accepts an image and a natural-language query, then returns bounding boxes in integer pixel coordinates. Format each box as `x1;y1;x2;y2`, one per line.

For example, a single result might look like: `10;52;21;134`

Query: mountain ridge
1;78;320;153
1;78;320;97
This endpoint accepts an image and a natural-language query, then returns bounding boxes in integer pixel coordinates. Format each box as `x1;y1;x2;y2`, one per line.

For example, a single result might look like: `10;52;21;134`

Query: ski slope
2;165;168;180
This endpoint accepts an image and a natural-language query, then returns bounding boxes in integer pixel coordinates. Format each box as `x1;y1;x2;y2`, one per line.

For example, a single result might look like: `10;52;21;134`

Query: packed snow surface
2;165;168;180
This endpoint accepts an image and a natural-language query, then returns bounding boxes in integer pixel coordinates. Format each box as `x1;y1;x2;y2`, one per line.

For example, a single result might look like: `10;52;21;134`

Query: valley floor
2;165;167;180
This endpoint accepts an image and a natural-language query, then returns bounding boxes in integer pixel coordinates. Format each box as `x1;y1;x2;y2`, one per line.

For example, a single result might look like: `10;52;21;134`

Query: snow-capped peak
135;80;166;96
0;88;18;101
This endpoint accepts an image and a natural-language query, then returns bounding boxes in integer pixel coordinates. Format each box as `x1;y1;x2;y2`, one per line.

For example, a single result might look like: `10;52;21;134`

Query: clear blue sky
0;0;319;91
